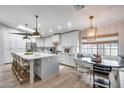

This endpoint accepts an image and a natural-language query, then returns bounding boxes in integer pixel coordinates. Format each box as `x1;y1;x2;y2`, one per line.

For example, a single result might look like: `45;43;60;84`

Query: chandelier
86;16;97;41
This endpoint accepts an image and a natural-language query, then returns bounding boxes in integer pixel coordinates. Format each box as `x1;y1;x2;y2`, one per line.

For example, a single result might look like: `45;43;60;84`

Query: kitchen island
12;52;59;84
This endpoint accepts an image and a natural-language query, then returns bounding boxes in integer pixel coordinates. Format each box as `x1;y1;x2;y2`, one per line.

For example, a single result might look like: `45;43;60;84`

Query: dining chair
93;64;112;88
74;59;91;86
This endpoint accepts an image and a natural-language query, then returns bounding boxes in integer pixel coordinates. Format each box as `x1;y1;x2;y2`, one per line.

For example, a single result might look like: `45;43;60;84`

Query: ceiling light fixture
49;29;53;33
86;16;97;41
23;24;30;40
38;24;41;27
58;25;61;30
32;15;41;37
67;22;72;27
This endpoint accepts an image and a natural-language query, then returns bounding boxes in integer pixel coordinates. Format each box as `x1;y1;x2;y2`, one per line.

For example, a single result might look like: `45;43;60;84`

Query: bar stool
74;59;91;86
19;57;30;70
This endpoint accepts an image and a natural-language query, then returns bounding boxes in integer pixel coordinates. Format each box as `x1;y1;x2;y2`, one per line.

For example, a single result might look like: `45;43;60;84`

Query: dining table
73;57;124;88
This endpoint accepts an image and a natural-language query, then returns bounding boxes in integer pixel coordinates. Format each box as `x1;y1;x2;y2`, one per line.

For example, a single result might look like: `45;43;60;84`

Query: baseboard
59;63;75;68
0;62;12;66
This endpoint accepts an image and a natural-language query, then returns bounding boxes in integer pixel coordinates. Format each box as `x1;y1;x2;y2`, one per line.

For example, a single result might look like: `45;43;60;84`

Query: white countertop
14;52;58;61
74;57;124;68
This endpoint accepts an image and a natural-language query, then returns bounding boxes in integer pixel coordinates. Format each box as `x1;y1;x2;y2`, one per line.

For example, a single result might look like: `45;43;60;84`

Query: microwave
64;48;71;54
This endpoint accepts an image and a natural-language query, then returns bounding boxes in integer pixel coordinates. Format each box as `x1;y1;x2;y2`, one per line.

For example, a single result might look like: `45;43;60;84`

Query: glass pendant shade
23;35;30;40
86;27;97;40
86;16;97;41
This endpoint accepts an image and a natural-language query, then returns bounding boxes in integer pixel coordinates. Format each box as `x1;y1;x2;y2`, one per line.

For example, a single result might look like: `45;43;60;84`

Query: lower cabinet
59;54;75;67
0;50;4;64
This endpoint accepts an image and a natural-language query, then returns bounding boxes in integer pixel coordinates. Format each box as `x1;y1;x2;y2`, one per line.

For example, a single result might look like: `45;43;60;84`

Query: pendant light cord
25;24;28;37
90;18;92;28
35;15;39;32
89;16;94;28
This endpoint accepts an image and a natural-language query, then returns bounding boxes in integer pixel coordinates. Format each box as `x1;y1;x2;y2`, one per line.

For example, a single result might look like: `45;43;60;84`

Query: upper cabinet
61;31;79;47
44;37;53;47
36;31;79;47
52;34;60;44
37;38;44;47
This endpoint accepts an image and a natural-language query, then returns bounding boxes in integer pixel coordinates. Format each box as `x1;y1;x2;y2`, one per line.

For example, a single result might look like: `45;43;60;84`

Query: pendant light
86;16;97;41
23;24;30;40
32;15;41;37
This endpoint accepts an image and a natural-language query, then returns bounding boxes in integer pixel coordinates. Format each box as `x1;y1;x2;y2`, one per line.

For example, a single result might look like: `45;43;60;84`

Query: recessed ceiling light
67;22;72;27
58;25;61;30
38;24;41;27
17;25;35;32
49;29;53;33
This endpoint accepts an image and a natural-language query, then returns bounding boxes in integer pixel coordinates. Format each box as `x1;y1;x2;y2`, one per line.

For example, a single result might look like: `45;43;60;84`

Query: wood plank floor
0;64;90;88
0;64;124;88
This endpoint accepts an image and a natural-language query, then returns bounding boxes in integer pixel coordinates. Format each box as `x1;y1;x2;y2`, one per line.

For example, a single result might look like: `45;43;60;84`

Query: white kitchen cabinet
37;38;44;47
31;37;36;43
52;34;60;43
68;56;75;66
44;37;53;47
3;27;12;63
4;50;12;63
0;24;29;64
61;31;79;47
0;50;4;64
59;53;75;67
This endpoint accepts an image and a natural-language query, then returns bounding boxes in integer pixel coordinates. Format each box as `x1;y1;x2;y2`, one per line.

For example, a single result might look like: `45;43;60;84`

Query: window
82;43;118;58
82;33;118;60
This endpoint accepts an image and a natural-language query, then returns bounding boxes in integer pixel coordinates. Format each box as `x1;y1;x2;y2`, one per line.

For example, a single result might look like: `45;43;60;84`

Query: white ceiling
0;5;124;36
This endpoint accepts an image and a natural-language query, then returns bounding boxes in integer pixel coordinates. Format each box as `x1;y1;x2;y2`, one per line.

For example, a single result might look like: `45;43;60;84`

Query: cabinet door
37;38;43;47
60;55;70;65
0;50;4;64
61;31;79;47
10;34;17;50
44;37;53;47
68;57;75;67
4;50;12;64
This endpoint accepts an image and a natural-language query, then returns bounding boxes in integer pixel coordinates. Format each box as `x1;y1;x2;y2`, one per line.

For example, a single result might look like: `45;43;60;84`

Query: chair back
93;64;112;78
74;59;84;67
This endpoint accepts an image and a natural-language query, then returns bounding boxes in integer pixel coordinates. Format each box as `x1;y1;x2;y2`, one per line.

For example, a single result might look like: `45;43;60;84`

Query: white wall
96;22;124;56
